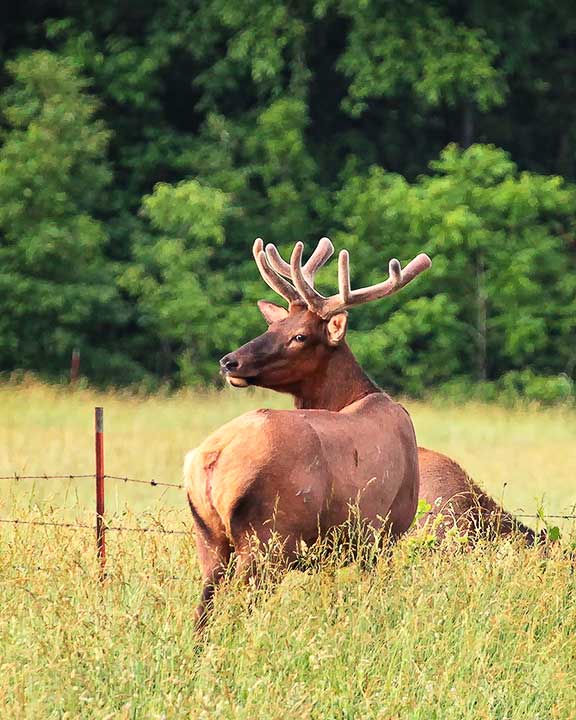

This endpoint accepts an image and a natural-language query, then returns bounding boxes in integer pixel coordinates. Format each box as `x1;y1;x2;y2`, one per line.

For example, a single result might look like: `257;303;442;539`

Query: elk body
184;239;431;626
185;237;537;626
417;449;538;542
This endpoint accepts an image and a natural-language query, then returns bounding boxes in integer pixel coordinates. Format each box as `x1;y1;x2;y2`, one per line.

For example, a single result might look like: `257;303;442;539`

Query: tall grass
1;379;574;519
1;380;575;718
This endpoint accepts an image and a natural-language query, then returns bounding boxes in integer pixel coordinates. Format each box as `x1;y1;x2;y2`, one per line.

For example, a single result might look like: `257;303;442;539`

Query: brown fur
185;396;419;627
417;448;537;543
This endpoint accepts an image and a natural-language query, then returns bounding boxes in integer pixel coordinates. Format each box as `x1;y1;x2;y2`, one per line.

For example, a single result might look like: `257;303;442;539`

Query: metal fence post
95;407;106;579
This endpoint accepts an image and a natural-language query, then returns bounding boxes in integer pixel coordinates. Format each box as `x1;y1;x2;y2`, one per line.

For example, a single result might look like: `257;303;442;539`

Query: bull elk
185;237;537;627
184;238;432;626
229;238;538;545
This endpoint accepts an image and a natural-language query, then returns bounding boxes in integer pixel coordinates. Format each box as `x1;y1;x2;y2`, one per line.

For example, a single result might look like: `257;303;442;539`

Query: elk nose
219;355;240;372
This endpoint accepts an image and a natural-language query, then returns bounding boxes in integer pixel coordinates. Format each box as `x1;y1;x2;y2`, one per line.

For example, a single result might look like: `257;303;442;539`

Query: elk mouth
226;375;250;388
223;373;258;388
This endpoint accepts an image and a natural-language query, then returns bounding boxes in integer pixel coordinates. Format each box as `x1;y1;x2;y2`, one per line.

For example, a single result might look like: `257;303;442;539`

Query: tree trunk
556;128;574;179
476;254;488;381
462;103;475;149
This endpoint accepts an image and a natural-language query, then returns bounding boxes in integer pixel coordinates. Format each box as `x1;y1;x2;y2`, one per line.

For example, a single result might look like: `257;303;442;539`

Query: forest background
1;0;575;402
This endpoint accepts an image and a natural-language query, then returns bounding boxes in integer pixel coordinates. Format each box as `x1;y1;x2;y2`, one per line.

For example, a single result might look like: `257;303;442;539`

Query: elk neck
291;342;380;412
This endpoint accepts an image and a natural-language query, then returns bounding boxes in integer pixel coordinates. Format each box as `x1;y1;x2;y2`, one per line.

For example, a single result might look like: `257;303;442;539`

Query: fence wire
0;472;183;489
0;473;95;480
3;565;187;581
0;517;94;530
0;470;186;534
515;513;576;520
105;474;184;490
0;516;189;535
1;471;574;535
4;514;574;535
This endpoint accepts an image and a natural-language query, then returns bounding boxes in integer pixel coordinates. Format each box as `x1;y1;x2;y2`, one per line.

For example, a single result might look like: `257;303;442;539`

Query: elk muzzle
219;354;251;387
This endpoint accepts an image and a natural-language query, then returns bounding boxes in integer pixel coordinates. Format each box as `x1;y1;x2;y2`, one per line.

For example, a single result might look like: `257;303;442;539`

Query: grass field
1;380;575;718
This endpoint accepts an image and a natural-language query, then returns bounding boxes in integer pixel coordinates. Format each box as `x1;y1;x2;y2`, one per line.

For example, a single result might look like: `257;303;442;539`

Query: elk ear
326;312;348;346
257;300;289;325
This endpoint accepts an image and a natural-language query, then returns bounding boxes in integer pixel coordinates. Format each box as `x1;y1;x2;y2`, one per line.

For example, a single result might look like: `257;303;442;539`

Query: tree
121;179;232;383
0;51;142;382
336;144;576;393
0;2;575;393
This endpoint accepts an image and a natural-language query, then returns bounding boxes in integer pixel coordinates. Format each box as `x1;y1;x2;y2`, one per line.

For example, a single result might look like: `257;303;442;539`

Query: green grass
1;380;575;719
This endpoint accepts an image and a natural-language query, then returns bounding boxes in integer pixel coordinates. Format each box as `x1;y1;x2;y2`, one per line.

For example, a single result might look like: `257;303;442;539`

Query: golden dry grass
1;380;575;719
1;379;574;523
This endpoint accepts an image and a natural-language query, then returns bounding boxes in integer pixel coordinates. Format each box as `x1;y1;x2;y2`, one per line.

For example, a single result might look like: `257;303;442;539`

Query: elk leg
194;536;232;631
233;529;298;590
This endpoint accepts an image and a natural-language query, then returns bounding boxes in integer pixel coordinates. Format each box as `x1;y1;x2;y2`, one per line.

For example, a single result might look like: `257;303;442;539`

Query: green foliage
0;52;144;383
249;97;323;239
122;180;232;383
498;370;575;406
335;0;506;116
0;3;575;394
336;144;576;395
536;503;562;543
435;372;575;407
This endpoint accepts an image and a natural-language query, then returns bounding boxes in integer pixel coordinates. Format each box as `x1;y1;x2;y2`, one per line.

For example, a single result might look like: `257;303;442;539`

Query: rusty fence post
95;407;106;580
70;349;80;385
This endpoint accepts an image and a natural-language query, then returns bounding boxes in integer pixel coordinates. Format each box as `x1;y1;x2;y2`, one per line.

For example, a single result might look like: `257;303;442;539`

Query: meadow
1;380;575;719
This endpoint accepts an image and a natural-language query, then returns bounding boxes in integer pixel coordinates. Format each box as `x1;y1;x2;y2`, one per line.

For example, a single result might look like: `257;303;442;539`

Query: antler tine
290;242;327;314
388;258;402;286
343;253;432;307
265;244;292;278
253;238;300;305
255;237;431;317
303;237;334;281
337;250;352;305
266;237;334;288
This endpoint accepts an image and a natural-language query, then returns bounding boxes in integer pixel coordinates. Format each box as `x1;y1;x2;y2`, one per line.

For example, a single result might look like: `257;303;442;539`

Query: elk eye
293;334;307;343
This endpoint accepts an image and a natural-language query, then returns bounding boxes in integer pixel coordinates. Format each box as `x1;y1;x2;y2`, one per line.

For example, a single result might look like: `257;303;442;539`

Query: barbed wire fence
0;408;193;579
0;473;184;491
1;407;575;580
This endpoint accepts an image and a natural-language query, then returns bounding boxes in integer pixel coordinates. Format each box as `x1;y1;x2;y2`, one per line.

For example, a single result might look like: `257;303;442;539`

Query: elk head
219;238;431;394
